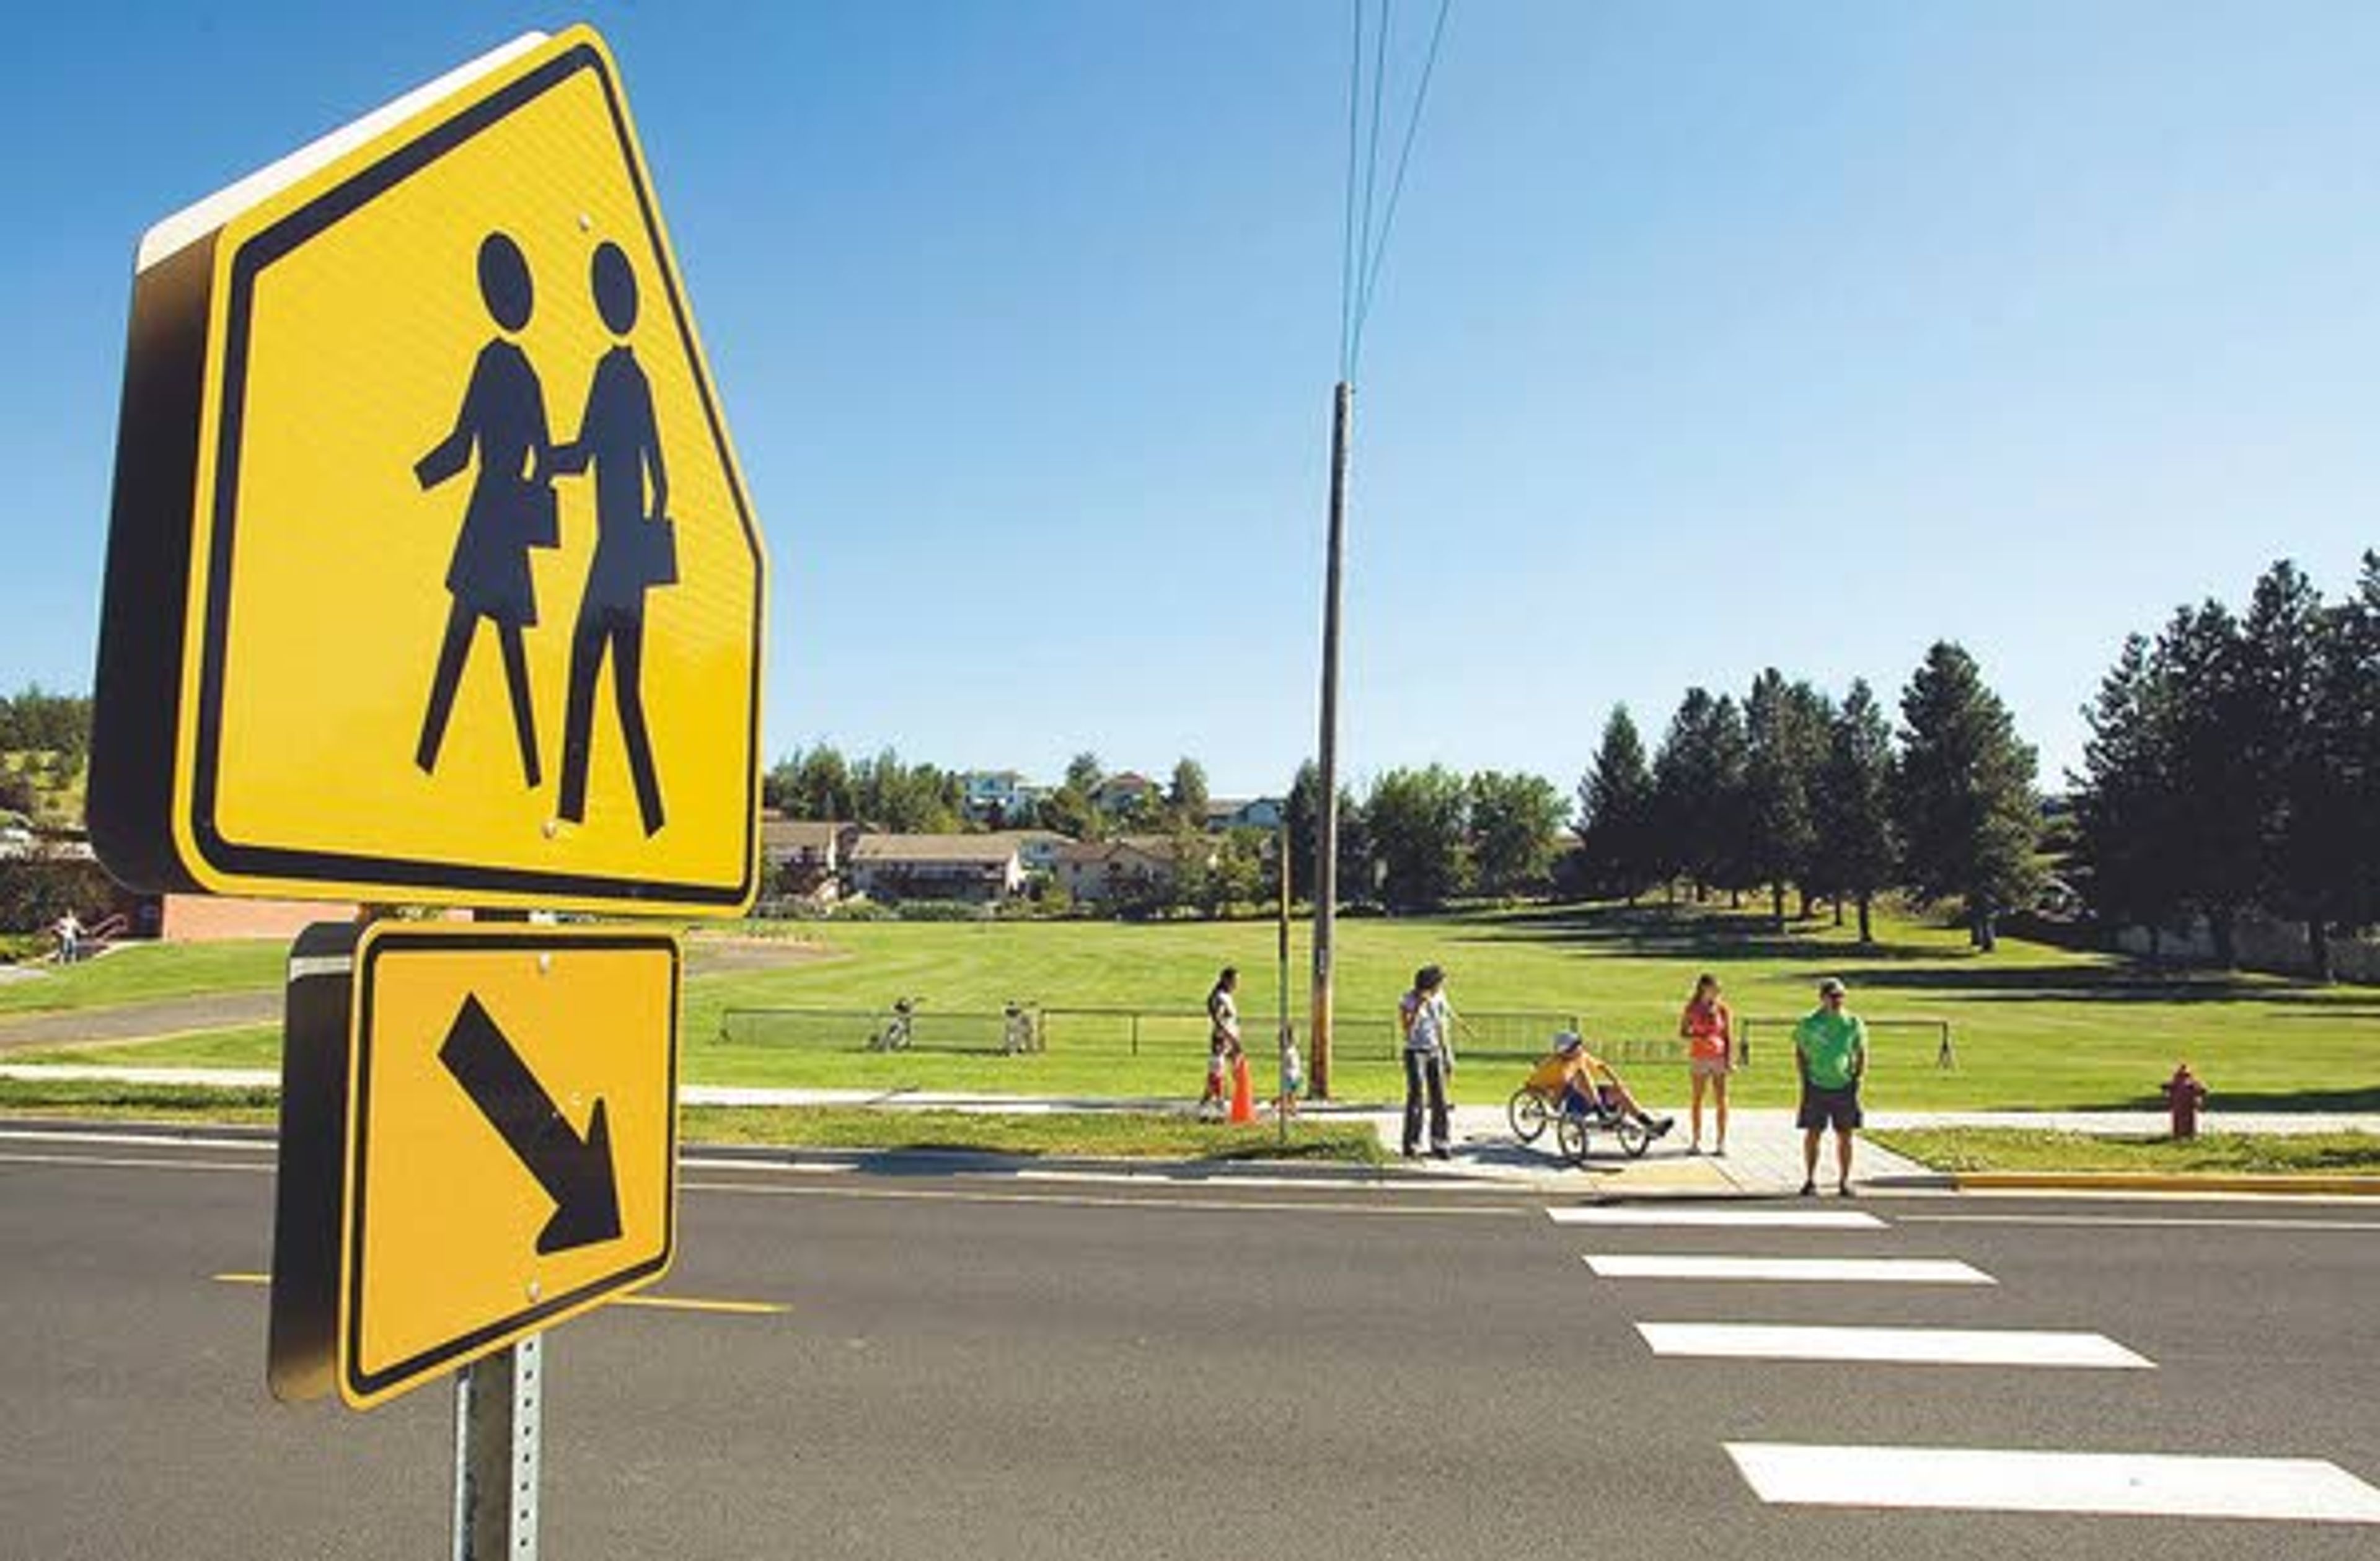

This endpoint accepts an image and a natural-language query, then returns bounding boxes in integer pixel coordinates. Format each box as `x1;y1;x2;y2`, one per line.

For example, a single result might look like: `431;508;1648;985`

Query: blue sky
5;2;2378;801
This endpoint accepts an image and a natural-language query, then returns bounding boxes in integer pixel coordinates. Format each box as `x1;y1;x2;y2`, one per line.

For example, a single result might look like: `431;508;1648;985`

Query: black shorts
1797;1083;1862;1132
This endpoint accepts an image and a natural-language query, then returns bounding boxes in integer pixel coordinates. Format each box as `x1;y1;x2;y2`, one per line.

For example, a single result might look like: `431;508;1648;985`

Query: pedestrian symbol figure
549;242;674;837
413;232;556;788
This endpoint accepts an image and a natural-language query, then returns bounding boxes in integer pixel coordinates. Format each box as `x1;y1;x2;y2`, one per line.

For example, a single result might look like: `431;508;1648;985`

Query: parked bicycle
868;998;917;1052
1001;1001;1037;1055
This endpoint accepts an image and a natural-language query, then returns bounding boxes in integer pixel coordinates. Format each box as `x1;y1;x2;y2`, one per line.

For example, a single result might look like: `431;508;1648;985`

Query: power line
1337;0;1454;380
1352;0;1453;369
1352;0;1393;377
1338;0;1365;380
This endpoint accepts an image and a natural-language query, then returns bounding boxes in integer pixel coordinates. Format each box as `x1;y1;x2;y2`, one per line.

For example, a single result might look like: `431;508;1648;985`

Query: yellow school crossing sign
270;921;681;1410
90;26;765;914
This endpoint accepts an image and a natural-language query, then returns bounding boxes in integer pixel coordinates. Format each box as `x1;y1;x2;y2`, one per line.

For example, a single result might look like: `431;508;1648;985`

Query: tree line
764;747;1223;837
1283;763;1572;910
2073;553;2380;981
0;687;94;822
1571;643;2042;948
0;688;92;758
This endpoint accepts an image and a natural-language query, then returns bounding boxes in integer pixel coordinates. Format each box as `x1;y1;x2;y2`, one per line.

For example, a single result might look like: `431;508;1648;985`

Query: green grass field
10;904;2376;1112
1872;1128;2380;1176
0;941;284;1014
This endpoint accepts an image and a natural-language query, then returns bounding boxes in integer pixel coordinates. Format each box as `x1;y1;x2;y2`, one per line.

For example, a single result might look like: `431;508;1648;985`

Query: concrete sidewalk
8;1062;2376;1195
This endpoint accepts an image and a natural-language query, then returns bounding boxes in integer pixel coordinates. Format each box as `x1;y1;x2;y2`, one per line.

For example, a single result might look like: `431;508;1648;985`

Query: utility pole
1310;379;1352;1099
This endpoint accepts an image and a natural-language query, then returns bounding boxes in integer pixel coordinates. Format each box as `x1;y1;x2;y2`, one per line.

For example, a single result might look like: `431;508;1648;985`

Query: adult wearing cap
1792;977;1867;1196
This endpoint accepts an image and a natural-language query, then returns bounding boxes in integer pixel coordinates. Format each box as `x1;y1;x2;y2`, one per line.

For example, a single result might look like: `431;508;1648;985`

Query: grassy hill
11;902;2374;1112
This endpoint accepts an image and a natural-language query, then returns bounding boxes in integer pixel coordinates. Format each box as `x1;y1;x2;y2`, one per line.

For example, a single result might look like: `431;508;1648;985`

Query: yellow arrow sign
270;920;681;1410
91;27;765;914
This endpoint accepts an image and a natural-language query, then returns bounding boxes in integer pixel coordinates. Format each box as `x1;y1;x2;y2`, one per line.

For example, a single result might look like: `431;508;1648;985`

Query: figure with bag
413;230;557;789
547;241;677;837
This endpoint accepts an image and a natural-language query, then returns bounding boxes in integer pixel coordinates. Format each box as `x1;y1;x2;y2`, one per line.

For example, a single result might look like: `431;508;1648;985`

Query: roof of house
850;833;1021;866
760;819;844;853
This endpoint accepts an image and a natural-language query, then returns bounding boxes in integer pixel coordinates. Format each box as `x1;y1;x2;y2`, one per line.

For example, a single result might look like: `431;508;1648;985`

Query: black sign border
191;41;762;910
343;923;681;1404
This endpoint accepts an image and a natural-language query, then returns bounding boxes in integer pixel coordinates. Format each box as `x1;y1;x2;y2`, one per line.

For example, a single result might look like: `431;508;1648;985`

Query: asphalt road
3;1128;2378;1560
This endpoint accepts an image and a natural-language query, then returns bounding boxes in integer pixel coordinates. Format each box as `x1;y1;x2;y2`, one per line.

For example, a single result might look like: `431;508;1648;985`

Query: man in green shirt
1792;976;1867;1196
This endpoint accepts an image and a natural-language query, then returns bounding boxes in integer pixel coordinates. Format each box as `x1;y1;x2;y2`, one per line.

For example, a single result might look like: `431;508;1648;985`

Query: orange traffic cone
1229;1053;1254;1123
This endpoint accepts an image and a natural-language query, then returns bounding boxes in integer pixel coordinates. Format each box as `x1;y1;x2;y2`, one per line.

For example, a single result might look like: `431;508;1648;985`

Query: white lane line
1549;1206;1884;1229
0;1128;268;1153
679;1157;855;1175
0;1151;271;1175
1904;1212;2380;1234
1726;1443;2380;1523
1640;1322;2150;1368
1013;1169;1513;1194
1585;1255;1994;1284
683;1180;1528;1218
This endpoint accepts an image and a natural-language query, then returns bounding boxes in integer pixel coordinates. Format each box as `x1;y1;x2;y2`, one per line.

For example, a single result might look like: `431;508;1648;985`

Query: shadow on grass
1466;904;1950;964
1822;964;2367;1004
2078;1085;2380;1114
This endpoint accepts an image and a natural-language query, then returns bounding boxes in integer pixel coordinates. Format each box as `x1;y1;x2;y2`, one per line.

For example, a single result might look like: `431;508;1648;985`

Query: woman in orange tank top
1679;972;1734;1155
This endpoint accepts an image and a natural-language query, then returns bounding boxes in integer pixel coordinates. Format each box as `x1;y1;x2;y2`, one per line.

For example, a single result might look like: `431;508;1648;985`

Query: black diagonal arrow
437;993;623;1255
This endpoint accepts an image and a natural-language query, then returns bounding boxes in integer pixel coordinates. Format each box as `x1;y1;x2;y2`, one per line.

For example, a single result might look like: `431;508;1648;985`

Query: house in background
1203;797;1285;832
848;834;1024;904
959;770;1044;827
1091;771;1161;816
760;816;857;899
1057;834;1215;906
995;829;1071;876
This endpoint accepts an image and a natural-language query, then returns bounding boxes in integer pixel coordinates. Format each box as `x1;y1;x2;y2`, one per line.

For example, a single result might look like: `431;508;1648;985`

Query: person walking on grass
1400;964;1457;1159
1793;976;1867;1196
52;909;83;965
1679;972;1734;1156
1199;966;1243;1121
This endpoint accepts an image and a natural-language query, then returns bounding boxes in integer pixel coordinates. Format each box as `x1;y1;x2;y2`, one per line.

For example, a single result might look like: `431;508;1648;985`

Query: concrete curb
1954;1171;2380;1197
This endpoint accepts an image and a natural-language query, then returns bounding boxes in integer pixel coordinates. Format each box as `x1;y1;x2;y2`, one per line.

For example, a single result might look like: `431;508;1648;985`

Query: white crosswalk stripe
1637;1322;2151;1368
1566;1203;2373;1523
1726;1443;2380;1523
1548;1206;1884;1229
1584;1254;1993;1285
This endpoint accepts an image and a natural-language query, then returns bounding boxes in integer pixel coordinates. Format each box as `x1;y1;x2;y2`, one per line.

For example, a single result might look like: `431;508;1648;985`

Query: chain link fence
707;1003;1884;1069
718;1005;1042;1055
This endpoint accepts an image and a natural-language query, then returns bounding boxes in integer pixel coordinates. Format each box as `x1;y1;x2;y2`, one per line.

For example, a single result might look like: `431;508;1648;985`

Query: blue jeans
1403;1050;1448;1153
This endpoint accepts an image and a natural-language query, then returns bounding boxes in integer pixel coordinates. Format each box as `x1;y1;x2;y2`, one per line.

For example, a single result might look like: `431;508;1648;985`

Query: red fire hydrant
2163;1063;2206;1140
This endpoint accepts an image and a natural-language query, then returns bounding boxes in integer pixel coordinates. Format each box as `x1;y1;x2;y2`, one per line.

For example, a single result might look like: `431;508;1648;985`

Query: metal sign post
453;1335;542;1560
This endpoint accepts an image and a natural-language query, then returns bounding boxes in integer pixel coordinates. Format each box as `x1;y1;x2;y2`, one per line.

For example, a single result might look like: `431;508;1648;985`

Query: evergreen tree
1286;760;1366;904
1579;705;1657;902
1743;669;1827;925
1285;761;1323;903
1649;688;1749;903
1167;757;1210;829
1705;695;1755;907
2234;562;2334;974
1893;643;2041;950
1037;751;1106;840
1815;679;1897;944
2073;634;2187;953
2156;603;2262;964
2311;553;2380;946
